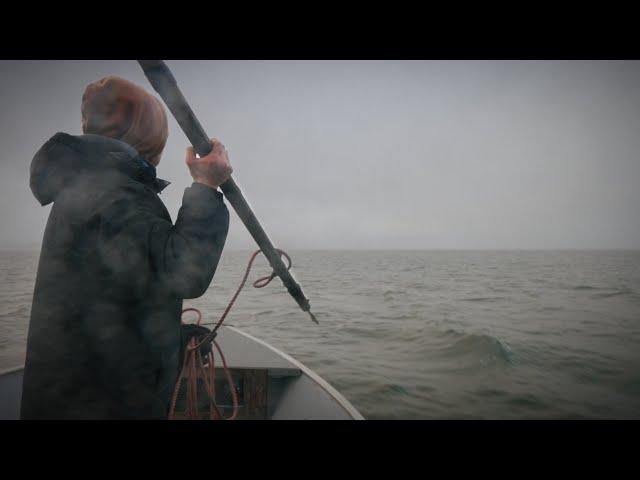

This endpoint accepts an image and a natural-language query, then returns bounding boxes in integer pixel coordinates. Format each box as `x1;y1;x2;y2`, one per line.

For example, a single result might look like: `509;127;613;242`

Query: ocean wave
571;285;635;299
425;328;514;367
0;305;29;318
460;296;507;303
506;393;549;410
590;289;634;299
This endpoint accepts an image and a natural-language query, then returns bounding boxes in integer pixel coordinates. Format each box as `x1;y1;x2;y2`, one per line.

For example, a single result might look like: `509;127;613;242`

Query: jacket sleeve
96;182;230;300
149;183;230;299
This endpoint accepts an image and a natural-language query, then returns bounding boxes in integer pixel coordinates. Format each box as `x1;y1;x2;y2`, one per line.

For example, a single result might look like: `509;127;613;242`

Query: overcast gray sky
1;60;639;250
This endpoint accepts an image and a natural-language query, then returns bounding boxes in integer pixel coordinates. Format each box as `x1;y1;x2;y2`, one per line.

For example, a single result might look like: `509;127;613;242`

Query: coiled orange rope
167;249;292;420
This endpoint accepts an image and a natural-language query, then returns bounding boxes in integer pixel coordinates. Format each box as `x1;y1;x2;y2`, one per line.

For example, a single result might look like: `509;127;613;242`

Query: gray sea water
2;249;640;419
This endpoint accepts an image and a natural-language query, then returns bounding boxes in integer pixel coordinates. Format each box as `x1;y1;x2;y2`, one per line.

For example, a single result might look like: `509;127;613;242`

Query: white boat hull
0;325;363;420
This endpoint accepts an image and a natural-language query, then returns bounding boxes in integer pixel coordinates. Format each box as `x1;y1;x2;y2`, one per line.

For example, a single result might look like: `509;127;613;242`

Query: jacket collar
127;153;171;194
76;133;171;194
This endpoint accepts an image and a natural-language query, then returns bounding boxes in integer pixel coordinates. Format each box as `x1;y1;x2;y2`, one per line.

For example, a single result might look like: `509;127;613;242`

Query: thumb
185;146;195;164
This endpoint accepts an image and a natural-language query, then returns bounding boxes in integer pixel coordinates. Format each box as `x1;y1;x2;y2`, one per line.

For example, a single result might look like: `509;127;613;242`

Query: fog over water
1;60;640;250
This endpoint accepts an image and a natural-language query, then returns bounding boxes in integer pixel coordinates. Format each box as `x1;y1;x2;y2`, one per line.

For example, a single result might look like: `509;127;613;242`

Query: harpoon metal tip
308;311;319;325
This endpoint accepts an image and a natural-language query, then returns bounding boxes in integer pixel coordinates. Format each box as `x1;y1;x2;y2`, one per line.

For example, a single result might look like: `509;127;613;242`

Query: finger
211;138;227;151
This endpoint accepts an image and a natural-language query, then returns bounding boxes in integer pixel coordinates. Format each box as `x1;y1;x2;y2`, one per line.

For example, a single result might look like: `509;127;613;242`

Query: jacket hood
30;132;170;206
81;76;168;166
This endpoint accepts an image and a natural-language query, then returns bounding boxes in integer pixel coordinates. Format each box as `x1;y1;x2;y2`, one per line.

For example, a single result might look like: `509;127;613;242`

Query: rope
167;249;292;420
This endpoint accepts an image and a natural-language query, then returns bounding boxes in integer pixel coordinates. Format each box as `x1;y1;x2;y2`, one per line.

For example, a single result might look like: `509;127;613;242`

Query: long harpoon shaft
137;60;317;324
